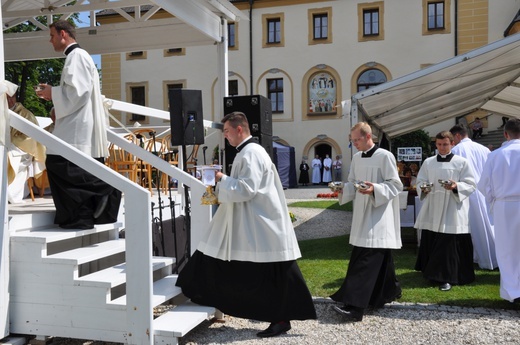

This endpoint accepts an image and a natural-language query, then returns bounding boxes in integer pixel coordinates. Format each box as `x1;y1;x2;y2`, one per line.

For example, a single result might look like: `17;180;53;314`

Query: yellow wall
457;0;489;54
101;54;122;125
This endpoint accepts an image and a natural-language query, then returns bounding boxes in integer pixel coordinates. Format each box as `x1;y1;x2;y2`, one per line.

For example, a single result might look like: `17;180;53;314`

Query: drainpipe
454;0;458;56
249;0;254;95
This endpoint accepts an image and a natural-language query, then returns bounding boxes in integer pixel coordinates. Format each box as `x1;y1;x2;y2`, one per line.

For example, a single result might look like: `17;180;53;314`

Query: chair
108;134;138;185
32;169;49;198
26;177;36;201
185;144;200;178
159;134;179;193
132;129;156;195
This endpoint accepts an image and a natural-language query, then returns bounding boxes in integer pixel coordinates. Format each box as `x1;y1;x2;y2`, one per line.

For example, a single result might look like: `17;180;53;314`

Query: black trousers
330;246;401;309
46;154;121;227
415;230;475;285
472;128;482;139
176;250;317;323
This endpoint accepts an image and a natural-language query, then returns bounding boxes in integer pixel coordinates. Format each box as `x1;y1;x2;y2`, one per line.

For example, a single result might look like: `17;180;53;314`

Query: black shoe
256;321;291;338
332;305;364;322
59;219;94;230
439;283;452;291
93;194;109;219
513;297;520;304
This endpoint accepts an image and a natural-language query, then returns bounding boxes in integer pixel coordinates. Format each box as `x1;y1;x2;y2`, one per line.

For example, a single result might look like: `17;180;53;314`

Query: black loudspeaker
223;133;272;175
222;95;273;174
223;95;272;135
169;89;204;145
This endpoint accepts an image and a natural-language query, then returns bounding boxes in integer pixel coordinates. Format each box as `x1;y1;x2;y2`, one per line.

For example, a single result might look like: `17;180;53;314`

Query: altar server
449;124;497;270
331;122;403;322
322;154;332;183
311;154;322;184
478;118;520;303
37;20;121;229
415;131;476;291
176;112;316;338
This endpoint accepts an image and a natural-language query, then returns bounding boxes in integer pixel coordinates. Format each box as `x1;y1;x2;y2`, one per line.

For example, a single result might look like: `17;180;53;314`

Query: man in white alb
449;124;496;270
332;155;342;181
478;118;520;304
176;112;316;337
415;131;476;292
331;122;403;322
322;154;332;183
311;154;322;185
37;20;121;229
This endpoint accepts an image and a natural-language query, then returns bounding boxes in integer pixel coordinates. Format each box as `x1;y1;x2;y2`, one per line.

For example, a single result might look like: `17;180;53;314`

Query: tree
5;15;79;117
390;129;433;161
6;59;64;117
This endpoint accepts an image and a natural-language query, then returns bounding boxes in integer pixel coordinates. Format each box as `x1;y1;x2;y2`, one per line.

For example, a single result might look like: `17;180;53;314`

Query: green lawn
291;201;520;310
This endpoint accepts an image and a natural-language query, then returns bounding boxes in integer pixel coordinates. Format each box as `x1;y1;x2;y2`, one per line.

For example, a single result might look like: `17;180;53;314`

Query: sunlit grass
292;200;519;310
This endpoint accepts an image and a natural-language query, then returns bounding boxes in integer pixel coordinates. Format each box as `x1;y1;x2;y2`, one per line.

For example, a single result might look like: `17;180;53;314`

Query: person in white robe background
332;155;342;181
414;131;476;292
331;122;403;322
478;118;520;304
311;154;322;184
176;112;316;338
449;124;497;270
6;92;46;203
322;154;332;183
37;20;121;229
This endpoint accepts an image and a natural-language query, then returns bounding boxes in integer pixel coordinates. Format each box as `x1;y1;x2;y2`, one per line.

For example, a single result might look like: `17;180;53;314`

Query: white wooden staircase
7;199;215;344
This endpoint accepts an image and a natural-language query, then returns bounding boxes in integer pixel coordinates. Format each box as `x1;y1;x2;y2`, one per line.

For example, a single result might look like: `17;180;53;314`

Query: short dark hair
221;111;250;133
504;118;520;139
435;130;454;141
449;124;468;137
50;20;76;40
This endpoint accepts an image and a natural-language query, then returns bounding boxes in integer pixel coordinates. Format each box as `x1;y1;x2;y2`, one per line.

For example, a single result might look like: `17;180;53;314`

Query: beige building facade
100;0;520;180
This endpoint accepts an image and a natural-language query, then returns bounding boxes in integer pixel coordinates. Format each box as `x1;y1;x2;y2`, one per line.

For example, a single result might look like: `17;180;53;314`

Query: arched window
357;69;387;92
308;72;337;114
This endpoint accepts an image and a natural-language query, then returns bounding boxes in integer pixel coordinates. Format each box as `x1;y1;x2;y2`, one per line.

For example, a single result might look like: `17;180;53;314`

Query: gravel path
21;186;520;344
290;207;351;240
178;300;520;345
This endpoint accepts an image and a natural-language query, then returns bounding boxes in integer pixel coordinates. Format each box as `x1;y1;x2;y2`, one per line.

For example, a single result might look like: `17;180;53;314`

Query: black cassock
46;155;121;228
299;163;310;184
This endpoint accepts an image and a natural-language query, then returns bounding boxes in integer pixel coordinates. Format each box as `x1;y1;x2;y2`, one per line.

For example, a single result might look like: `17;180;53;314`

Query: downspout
454;0;458;56
249;0;254;95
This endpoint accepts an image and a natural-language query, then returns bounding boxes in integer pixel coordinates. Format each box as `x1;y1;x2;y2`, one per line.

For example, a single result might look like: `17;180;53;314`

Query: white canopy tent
351;33;520;139
1;0;246;340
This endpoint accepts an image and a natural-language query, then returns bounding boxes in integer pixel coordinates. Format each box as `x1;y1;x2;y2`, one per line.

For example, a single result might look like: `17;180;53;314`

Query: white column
217;17;229;120
0;3;11;337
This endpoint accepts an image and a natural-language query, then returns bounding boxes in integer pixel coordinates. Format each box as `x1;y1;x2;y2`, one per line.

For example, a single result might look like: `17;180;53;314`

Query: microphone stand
168;175;179;273
151;202;160;256
220;146;224;168
150;130;166;256
136;133;144;188
202;146;208;165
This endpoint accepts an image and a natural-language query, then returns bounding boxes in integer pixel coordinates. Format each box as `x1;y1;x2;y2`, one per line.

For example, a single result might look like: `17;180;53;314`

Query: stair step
11;222;122;244
75;257;175;288
43;239;125;265
153;302;216;338
110;275;181;306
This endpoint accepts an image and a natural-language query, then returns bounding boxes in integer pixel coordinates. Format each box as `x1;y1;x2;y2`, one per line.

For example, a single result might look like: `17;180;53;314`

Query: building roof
504;8;520;37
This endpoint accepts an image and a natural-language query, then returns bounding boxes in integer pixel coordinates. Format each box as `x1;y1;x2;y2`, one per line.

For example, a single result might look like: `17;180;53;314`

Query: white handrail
9;108;213;344
9;111;153;344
